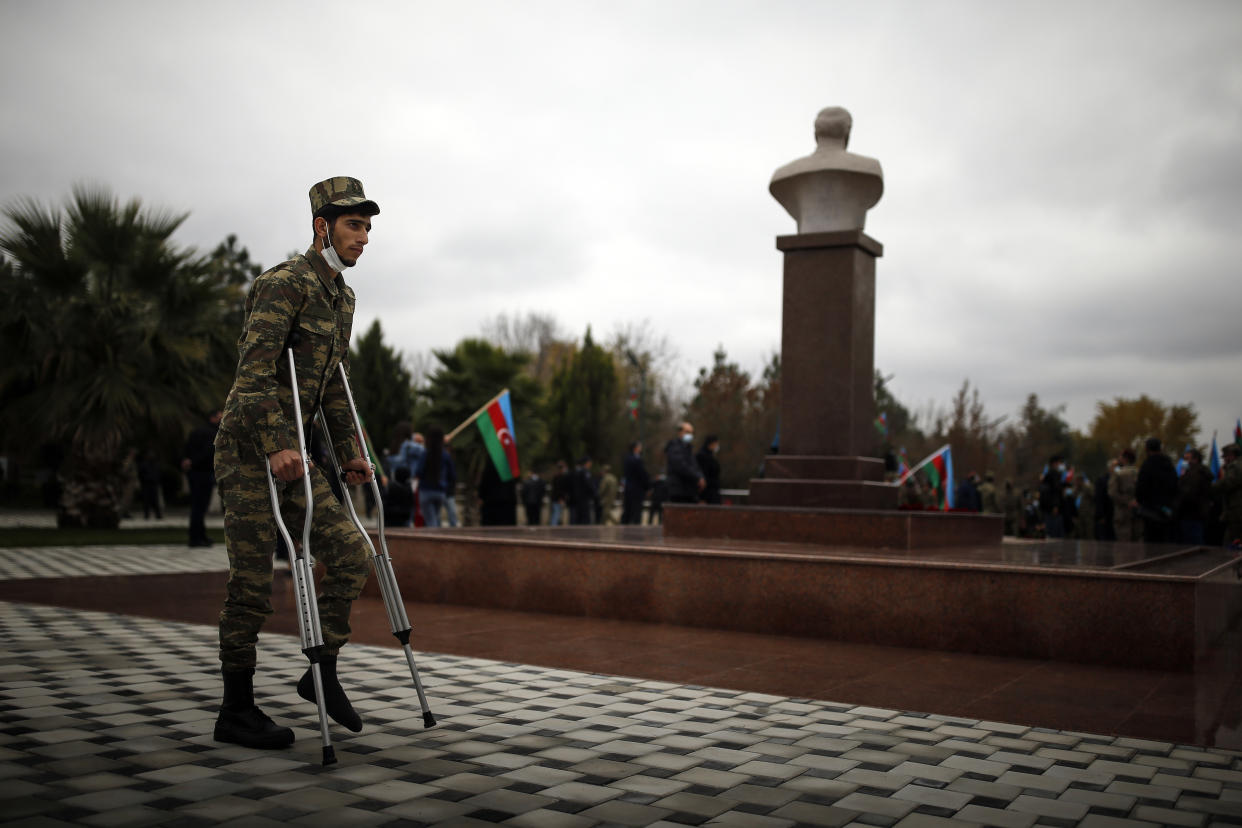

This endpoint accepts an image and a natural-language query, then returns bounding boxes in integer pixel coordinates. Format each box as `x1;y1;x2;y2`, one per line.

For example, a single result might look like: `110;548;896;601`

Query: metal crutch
266;345;337;766
315;362;437;728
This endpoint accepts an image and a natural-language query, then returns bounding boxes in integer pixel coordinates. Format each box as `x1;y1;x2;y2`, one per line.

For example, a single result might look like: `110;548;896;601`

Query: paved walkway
2;541;1242;825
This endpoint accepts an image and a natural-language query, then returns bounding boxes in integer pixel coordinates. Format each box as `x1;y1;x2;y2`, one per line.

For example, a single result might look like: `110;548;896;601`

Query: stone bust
770;107;883;233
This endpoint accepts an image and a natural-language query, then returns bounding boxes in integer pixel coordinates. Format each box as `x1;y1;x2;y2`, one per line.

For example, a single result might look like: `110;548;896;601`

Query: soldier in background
1177;447;1214;545
978;471;1000;515
1109;448;1140;541
211;178;379;750
1215;442;1242;548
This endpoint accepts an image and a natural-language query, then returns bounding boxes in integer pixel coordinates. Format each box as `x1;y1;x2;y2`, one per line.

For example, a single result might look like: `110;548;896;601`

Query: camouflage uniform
978;475;1000;514
1216;448;1242;546
1109;463;1140;542
214;178;376;672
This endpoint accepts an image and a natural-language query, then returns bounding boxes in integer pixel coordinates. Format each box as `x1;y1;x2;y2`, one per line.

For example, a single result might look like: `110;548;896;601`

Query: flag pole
892;443;950;487
445;388;509;443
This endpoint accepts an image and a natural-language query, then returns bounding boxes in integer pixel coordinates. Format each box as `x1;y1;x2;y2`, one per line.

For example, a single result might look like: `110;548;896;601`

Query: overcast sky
3;0;1239;442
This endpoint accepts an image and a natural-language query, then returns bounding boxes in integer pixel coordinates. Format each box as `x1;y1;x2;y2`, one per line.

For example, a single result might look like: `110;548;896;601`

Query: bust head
814;107;852;149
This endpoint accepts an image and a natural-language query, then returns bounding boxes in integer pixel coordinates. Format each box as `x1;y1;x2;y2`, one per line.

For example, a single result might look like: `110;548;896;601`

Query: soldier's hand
268;449;305;482
341;458;374;486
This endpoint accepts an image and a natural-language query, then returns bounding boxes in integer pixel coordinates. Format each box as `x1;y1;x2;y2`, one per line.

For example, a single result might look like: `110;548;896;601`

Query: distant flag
446;389;521;482
995;439;1005;464
1211;432;1221;480
874;411;889;437
897;446;910;477
895;444;954;510
1236;419;1241;445
626;390;639;421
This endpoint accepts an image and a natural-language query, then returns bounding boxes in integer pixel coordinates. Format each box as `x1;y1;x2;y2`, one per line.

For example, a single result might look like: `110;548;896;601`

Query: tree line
0;186;1206;525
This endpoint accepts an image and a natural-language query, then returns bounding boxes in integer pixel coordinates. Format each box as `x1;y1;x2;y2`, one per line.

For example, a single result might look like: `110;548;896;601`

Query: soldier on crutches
211;178;381;755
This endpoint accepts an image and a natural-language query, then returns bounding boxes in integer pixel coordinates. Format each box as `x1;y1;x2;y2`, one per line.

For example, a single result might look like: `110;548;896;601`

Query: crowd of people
897;437;1242;547
367;419;727;529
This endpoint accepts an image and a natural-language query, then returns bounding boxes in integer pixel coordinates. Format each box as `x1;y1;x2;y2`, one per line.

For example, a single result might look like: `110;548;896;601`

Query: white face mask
682;433;694;443
320;242;346;272
318;219;348;272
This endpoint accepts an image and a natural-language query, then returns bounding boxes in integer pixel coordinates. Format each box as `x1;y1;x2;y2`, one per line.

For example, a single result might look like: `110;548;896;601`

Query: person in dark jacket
665;422;704;504
1177;447;1214;545
569;457;596;524
414;426;455;528
383;466;415;528
1094;467;1115;540
696;435;722;504
478;460;517;526
1136;437;1179;543
181;409;221;547
621;442;650;524
520;471;546;526
1039;456;1066;538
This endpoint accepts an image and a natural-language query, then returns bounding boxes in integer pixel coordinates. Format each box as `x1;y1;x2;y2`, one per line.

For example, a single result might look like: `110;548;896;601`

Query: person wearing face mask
665;421;705;504
210;177;379;751
695;435;722;504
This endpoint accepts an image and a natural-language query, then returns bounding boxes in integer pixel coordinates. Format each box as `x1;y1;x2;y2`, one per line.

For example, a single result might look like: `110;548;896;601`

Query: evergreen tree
347;319;414;461
544;328;622;467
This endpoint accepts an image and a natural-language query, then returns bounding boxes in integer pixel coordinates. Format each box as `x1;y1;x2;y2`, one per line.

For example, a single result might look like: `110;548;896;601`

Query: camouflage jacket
1215;460;1242;523
216;246;359;471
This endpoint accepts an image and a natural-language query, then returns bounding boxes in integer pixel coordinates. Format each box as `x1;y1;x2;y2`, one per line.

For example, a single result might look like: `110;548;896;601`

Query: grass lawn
0;527;226;547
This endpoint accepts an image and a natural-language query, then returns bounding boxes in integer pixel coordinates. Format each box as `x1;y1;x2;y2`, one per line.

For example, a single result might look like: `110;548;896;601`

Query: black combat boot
297;655;363;732
213;668;295;749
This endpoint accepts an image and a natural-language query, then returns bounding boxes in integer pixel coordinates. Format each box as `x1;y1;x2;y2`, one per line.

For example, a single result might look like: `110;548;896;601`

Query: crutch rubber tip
322;745;337;766
423;711;437;728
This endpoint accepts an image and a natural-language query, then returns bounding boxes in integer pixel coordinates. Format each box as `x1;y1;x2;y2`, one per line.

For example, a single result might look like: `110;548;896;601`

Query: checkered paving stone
0;545;230;579
2;602;1242;827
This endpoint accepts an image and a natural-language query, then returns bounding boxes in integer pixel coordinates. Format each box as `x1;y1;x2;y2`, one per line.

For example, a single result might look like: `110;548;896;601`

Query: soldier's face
329;212;372;266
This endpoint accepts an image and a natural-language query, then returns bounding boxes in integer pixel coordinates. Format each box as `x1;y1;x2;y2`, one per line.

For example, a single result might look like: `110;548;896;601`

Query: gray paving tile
3;581;1242;828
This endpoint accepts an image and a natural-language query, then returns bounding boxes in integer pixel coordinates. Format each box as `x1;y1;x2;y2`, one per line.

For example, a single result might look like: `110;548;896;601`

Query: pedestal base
749;454;898;510
664;503;1003;550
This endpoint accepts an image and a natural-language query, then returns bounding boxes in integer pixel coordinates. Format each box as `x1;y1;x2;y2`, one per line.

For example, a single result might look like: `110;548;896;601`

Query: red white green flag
475;390;520;482
894;443;954;510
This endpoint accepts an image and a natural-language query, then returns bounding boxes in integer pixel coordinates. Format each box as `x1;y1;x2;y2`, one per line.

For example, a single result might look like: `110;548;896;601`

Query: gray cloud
2;0;1239;440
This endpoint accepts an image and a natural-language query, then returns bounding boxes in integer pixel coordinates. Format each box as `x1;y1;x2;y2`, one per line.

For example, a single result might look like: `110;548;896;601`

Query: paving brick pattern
1;597;1240;826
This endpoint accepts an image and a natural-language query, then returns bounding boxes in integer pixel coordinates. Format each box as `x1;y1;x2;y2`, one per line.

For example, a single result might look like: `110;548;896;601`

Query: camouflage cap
309;177;380;217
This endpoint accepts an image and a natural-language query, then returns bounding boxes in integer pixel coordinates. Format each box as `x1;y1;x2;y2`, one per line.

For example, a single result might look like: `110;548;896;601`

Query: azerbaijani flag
903;444;954;510
1211;432;1221;480
1236;419;1241;446
925;445;954;510
476;390;520;482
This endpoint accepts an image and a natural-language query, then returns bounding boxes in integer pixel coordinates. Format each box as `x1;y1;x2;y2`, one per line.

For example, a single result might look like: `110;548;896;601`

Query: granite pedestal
374;526;1242;673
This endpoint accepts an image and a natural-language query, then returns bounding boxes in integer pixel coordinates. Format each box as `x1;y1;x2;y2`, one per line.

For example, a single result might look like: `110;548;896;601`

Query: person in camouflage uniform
212;177;380;750
1109;448;1140;542
1216;442;1242;547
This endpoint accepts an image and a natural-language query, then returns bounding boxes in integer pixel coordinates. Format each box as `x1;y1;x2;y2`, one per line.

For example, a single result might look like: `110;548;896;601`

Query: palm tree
0;186;242;527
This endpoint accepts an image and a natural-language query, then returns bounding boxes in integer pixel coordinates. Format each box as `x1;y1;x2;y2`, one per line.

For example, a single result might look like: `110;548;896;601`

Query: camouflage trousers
216;452;370;672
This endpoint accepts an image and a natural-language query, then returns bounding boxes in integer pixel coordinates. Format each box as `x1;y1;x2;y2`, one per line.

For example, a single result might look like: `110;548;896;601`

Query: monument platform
375;523;1242;673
